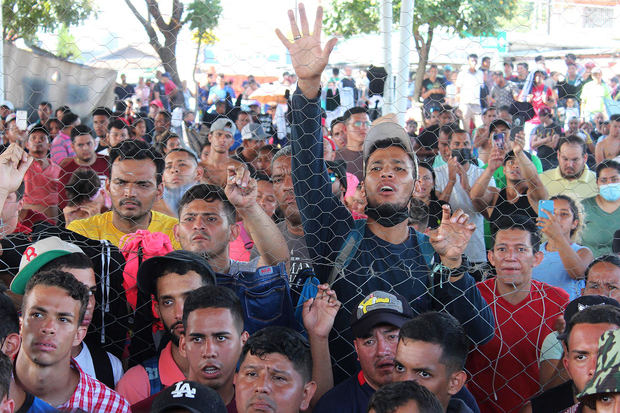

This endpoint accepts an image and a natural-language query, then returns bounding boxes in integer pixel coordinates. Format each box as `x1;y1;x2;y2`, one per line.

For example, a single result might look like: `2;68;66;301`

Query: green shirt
481;152;543;189
581;196;620;258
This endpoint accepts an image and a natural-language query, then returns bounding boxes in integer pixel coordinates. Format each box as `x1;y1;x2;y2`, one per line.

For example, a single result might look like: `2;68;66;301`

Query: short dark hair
610;113;620;123
596;159;620;179
330;116;344;131
367;381;443;413
108;118;129;132
342;107;368;123
0;353;11;401
182;285;244;333
558;135;587;155
585;254;620;282
153;259;216;300
398;312;469;373
39;101;52;110
70;124;94;141
447;128;468;144
550;195;581;239
23;269;89;325
365;138;417;180
166;148;198;163
0;291;19;340
38;252;94;274
56;105;71;116
498;105;511;113
65;168;102;206
535;55;544;63
492;215;541;252
468;53;478;60
258;144;278;156
239;326;313;382
482;56;491;63
91;107;112;118
61;112;79;128
109;139;165;185
177;184;236;224
561;305;620;350
156;110;172;121
517;62;529;71
504;61;514;69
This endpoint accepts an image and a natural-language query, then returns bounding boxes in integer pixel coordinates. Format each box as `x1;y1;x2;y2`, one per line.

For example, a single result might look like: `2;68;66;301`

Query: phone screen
493;132;505;150
16;110;27;131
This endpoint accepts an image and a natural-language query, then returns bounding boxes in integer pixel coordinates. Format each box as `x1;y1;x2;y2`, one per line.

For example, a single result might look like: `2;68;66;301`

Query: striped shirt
50;131;75;165
59;360;130;413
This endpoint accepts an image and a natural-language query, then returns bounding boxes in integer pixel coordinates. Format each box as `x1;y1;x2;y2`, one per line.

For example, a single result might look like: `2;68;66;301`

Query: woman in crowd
534;195;593;300
581;160;620;257
412;162;448;229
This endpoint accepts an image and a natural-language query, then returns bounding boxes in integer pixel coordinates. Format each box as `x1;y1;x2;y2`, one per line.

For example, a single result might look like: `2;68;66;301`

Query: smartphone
16;110;27;131
510;125;523;141
538;200;554;220
493;132;505;150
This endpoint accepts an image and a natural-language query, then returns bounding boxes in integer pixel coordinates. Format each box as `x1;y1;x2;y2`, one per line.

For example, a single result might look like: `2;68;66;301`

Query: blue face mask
600;183;620;202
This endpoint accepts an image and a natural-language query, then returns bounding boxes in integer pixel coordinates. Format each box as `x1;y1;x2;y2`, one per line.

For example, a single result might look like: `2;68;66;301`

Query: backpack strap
328;219;367;286
140;356;163;395
87;343;115;388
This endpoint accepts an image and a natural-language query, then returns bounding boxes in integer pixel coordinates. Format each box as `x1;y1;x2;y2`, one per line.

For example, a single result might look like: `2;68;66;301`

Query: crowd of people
0;4;620;413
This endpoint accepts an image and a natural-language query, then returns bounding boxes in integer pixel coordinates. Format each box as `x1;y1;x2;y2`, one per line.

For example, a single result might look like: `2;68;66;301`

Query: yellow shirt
67;210;181;249
540;167;598;203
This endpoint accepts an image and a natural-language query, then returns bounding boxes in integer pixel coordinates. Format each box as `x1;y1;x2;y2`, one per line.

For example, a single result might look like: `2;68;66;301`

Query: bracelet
429;256;469;294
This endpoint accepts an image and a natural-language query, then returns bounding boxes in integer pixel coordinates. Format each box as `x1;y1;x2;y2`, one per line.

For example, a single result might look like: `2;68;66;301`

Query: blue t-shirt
17;394;56;413
532;242;586;300
290;88;494;382
314;371;374;413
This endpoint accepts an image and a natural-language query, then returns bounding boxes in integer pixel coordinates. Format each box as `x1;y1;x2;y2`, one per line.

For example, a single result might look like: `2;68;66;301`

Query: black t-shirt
421;78;445;107
533;122;563;170
416;125;440;150
490;188;537;234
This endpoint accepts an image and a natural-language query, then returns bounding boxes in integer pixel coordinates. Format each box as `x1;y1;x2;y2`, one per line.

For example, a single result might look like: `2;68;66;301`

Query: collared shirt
50;131;75;165
59;359;130;412
116;341;185;405
540;167;598;203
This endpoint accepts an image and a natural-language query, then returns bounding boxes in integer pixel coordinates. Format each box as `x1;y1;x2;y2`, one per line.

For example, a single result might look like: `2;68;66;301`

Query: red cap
150;99;164;109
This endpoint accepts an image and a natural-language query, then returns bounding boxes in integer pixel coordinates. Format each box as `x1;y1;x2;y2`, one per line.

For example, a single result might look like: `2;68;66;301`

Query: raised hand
275;3;338;98
224;164;256;210
0;143;33;196
537;209;565;243
487;147;504;172
429;205;476;264
303;284;341;340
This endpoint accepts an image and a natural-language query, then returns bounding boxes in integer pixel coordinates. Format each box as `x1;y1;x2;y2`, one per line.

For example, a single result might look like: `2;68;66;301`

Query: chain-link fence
0;0;619;411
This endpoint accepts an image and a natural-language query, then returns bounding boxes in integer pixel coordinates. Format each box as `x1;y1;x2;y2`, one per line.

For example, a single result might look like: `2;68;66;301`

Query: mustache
120;198;142;206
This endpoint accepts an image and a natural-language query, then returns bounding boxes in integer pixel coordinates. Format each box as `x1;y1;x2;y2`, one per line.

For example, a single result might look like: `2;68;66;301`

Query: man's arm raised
275;4;337;99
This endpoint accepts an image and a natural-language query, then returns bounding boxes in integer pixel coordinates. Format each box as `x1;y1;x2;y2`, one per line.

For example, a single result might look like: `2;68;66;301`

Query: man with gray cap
232;123;268;170
276;4;494;383
201;118;246;187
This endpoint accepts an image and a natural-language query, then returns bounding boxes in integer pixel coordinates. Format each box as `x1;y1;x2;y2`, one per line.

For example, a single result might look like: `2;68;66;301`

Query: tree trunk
412;25;434;104
160;34;181;88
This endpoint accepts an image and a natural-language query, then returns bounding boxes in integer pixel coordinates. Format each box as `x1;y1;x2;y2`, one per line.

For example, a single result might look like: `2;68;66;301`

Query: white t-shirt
434;162;494;263
456;69;484;105
74;342;124;386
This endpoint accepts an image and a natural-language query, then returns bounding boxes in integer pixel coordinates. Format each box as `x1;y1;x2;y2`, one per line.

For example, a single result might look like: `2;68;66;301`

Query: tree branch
170;0;184;32
145;0;170;33
125;0;162;51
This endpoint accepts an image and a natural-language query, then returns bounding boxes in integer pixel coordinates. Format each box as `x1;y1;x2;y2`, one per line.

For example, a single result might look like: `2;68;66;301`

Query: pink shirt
50;131;76;165
115;341;185;405
23;160;62;207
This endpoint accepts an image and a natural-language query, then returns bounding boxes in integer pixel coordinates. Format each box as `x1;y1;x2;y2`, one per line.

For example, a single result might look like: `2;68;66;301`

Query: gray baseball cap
362;121;417;176
210;118;236;135
242;123;268;141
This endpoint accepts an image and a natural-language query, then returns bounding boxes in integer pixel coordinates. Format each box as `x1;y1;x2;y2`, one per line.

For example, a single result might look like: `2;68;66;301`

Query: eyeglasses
352;121;371;128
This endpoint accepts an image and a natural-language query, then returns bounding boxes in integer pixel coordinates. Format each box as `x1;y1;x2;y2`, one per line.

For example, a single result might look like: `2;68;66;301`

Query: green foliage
2;0;95;42
56;24;81;60
184;0;222;39
324;0;518;38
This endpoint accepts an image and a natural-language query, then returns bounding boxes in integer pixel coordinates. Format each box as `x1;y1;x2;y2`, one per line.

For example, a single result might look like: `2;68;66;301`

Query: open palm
275;4;337;84
429;205;476;260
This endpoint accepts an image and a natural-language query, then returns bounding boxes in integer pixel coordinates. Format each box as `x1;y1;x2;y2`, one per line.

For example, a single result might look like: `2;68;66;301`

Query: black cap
151;380;227;413
137;250;216;296
326;160;348;191
489;119;511;135
564;295;620;324
350;291;414;338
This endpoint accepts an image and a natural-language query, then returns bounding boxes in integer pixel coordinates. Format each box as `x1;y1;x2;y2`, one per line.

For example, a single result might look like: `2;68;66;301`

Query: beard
162;319;183;347
365;197;410;227
560;166;584;180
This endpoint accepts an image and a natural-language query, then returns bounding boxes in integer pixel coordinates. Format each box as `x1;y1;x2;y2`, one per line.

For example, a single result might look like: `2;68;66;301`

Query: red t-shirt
58;155;109;208
466;279;569;413
530;84;553;125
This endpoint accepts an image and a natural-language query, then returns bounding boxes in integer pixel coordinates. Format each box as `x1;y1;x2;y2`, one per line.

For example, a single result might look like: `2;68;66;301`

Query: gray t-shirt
229;256;260;274
277;220;313;282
